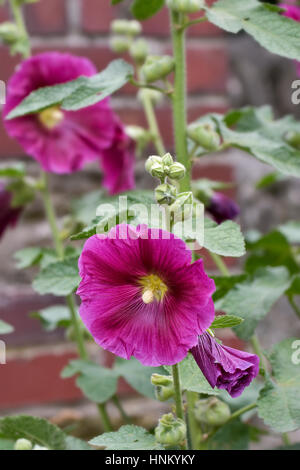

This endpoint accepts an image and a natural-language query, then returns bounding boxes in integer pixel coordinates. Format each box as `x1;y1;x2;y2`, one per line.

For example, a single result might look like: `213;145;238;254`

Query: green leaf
278;221;300;245
114;357;165;400
6;60;134;119
89;425;163;450
208;420;250;450
14;247;43;269
258;338;300;432
0;319;14;335
216;267;292;340
206;0;300;61
32;257;80;296
0;416;67;450
31;306;71;332
61;360;118;404
203;218;246;258
64;436;91;451
213;274;247;302
111;0;124;4
0;438;14;450
131;0;165;20
0;162;25;179
255;172;286;189
165;354;218;395
211;314;244;329
245;230;299;275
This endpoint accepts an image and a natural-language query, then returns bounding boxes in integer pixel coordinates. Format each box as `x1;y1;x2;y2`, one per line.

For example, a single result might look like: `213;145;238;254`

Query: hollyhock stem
112;395;131;424
170;10;190;192
171;364;187;449
186;391;200;450
210;252;231;277
9;0;30;58
98;404;113;432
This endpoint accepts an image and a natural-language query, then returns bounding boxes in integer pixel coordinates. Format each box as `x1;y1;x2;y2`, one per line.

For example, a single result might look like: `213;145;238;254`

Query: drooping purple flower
77;224;215;367
0;183;22;239
207;192;240;224
191;332;259;398
3;52;135;194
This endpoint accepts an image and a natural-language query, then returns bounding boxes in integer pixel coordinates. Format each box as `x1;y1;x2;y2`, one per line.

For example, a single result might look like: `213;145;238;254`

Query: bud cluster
155;413;187;447
141;55;175;83
194;397;231;429
110;19;149;65
145;153;193;224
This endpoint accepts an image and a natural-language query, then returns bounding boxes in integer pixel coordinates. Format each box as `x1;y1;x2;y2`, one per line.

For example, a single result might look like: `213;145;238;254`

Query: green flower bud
126;125;149;142
155;183;177;205
138;88;163;106
127;20;142;36
167;0;204;13
111;19;142;36
155;413;186;447
142;55;175;83
169;191;193;223
151;373;173;387
168;162;186;181
14;438;33;450
151;163;165;180
188;124;221;151
0;22;21;44
145;155;163;173
110;37;130;54
194;397;231;428
162;152;174;167
285;130;300;149
155;385;175;402
130;39;149;65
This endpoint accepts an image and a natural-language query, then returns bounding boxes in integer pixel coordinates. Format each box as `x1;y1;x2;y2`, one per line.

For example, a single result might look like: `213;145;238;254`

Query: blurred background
0;0;299;446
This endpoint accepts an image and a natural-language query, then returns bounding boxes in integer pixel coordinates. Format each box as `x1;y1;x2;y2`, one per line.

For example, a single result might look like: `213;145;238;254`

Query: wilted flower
3;52;135;194
207;192;239;224
0;183;22;239
77;224;215;367
191;332;259;398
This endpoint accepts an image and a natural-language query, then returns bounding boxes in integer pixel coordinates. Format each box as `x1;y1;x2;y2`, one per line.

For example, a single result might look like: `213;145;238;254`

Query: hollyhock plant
0;183;22;239
191;332;260;397
207;192;240;224
77;223;215;367
3;52;135;194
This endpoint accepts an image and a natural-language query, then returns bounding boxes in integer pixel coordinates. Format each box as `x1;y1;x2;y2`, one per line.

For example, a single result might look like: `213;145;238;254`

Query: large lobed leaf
206;0;300;61
90;425;163;450
258;338;300;433
32;257;80;296
6;60;134;119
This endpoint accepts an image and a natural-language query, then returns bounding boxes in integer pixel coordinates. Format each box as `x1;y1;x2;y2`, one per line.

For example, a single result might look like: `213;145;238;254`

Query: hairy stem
186;391;201;450
9;0;30;58
170;10;190;192
172;363;187;450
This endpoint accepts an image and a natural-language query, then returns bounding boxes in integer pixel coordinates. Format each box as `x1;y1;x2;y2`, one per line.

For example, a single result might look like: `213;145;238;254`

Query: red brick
0;4;10;23
25;0;67;35
82;0;119;34
0;351;81;409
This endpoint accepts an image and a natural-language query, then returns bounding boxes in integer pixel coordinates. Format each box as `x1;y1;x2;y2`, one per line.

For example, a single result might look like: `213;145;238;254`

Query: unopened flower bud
155;183;177;205
168;162;186;180
138;88;163;105
151;163;165;180
169;191;193;223
162;152;174;167
286;130;300;149
167;0;204;13
188;124;221;151
155;413;186;447
0;22;21;44
111;19;141;36
145;155;163;173
194;397;231;428
130;39;149;64
151;373;173;387
110;37;130;54
142;55;175;83
14;438;33;450
126;125;149;143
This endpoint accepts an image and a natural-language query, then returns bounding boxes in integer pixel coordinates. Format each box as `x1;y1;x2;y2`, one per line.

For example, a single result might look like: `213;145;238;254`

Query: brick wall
0;0;232;410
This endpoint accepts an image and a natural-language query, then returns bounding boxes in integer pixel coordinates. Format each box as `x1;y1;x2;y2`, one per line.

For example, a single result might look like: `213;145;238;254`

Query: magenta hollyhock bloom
3;52;135;194
77;224;215;367
0;183;22;239
280;3;300;22
207;192;240;224
191;332;259;397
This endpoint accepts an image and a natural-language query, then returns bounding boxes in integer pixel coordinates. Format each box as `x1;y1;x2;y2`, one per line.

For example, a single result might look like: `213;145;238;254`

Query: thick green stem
98;404;113;432
172;364;187;450
170;10;190;192
9;0;30;58
112;394;131;424
186;391;200;450
66;294;88;361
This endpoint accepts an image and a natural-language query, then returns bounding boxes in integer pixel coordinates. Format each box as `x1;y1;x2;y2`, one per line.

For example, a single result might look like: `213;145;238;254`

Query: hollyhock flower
191;332;259;397
77;224;215;367
207;192;239;224
0;183;22;239
280;3;300;22
3;52;135;194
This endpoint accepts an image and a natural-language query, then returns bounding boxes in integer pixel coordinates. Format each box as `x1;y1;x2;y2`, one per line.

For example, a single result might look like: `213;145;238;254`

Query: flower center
139;274;168;304
38;106;64;130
